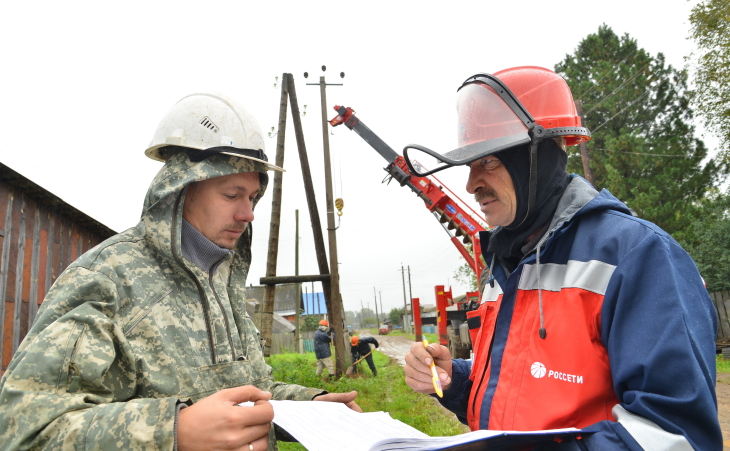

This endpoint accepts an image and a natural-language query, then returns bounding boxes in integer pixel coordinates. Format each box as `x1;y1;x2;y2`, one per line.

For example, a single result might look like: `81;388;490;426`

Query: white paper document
239;400;428;451
239;400;586;451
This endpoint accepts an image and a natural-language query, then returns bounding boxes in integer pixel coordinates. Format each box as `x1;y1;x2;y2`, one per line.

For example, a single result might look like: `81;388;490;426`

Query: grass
718;354;730;374
268;350;469;450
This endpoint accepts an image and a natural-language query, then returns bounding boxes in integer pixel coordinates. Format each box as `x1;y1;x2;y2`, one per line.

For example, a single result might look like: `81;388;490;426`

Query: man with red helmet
314;319;336;379
404;67;720;450
350;335;379;376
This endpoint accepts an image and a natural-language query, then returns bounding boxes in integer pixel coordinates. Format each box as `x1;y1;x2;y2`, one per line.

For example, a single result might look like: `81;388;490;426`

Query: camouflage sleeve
0;267;179;450
258;376;324;402
240;319;324;402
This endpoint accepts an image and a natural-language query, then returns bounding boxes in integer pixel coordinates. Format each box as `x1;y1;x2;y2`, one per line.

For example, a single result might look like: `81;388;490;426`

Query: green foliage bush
717;354;730;374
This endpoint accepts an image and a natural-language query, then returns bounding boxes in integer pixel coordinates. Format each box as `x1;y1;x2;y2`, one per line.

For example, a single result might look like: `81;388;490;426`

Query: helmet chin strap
506;139;538;230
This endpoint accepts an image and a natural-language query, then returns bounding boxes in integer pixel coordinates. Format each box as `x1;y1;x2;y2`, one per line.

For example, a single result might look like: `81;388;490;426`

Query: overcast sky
0;0;711;315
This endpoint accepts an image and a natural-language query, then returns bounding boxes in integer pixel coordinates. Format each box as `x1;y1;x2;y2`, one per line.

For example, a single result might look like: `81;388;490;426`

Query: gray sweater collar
181;219;233;274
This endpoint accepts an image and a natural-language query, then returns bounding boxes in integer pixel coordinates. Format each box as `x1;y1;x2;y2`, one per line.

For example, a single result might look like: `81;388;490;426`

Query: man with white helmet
403;67;721;450
0;93;360;451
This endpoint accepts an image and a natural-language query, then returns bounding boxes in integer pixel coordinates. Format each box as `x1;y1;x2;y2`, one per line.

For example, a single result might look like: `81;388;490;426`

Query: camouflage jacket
0;152;323;450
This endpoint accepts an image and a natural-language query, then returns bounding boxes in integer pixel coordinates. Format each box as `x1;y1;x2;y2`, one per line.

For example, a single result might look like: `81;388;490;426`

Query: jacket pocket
57;323;87;394
466;297;501;382
124;287;174;336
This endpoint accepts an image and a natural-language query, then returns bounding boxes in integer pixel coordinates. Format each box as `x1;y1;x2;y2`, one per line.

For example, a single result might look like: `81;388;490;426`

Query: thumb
426;343;452;362
313;390;359;404
219;385;272;405
338;390;359;403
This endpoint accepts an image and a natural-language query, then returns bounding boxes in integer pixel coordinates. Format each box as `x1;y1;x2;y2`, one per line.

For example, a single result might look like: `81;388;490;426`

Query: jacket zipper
469;325;496;426
124;288;174;336
171;191;217;363
209;263;237;361
65;324;87;393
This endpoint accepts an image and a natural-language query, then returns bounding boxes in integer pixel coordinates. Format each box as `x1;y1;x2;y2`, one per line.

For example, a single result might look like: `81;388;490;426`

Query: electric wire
594;148;693;158
591;91;651;133
577;49;639;100
585;62;651;116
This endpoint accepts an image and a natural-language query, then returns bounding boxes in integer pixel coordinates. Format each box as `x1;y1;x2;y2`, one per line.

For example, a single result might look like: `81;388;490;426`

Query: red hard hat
492;66;588;146
403;66;590;177
351;336;359;345
319;319;328;326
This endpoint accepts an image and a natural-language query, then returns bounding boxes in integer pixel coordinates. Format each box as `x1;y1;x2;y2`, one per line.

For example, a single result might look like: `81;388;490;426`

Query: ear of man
182;182;199;220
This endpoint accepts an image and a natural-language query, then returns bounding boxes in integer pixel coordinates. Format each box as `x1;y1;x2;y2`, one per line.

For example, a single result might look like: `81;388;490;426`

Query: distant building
244;285;329;331
0;163;116;372
301;291;327;317
245;283;301;323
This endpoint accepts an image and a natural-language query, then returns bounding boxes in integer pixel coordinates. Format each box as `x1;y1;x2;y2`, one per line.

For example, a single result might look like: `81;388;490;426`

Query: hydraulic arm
329;105;486;278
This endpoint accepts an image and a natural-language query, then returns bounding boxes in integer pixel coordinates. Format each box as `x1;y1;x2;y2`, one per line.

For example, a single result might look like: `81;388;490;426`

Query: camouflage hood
141;150;269;276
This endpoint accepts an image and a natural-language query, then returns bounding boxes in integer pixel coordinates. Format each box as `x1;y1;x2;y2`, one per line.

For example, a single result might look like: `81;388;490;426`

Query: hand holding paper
179;385;273;451
313;390;362;412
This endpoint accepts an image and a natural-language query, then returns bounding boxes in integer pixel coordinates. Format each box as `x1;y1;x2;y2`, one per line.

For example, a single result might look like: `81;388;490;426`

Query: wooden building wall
0;164;116;372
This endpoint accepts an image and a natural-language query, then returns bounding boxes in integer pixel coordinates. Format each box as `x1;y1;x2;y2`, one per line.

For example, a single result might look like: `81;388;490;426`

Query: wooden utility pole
574;100;595;187
374;287;379;325
401;265;409;334
261;73;289;356
319;74;348;372
295;209;302;353
379;290;384;325
288;73;348;374
408;265;414;333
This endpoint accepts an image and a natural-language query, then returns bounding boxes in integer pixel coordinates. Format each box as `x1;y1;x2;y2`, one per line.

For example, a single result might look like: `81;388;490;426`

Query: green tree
389;307;404;326
452;242;479;292
678;190;730;293
453;261;477;292
555;25;722;241
302;315;320;332
689;0;730;164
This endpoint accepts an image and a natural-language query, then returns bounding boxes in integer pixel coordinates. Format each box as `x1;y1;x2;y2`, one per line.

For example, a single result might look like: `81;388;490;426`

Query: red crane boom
330;106;486;357
329;105;486;277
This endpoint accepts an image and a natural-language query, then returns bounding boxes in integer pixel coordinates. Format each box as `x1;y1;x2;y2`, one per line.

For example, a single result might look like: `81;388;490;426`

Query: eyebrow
234;186;259;196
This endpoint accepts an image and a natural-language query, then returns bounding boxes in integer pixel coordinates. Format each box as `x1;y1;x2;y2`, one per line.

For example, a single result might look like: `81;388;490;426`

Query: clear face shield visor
403;74;542;177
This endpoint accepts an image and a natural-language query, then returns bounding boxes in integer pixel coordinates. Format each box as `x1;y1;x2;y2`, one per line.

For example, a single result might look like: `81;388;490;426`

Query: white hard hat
144;92;283;172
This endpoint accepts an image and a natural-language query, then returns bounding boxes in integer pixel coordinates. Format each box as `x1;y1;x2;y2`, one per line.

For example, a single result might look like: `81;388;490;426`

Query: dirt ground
716;374;730;449
366;331;730;448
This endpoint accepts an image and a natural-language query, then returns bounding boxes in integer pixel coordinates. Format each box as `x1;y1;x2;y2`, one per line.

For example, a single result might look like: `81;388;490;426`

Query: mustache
474;187;497;203
224;223;247;232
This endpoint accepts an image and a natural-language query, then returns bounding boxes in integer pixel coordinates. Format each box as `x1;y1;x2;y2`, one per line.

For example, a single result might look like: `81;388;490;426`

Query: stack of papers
369;428;586;451
239;400;587;451
240;400;427;450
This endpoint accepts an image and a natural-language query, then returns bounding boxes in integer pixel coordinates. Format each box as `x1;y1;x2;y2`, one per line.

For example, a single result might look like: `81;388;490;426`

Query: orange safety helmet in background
351;336;359;346
319;319;328;326
403;66;590;177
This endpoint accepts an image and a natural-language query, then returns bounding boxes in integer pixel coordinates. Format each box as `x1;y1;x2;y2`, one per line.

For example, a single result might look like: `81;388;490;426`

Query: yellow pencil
422;338;443;397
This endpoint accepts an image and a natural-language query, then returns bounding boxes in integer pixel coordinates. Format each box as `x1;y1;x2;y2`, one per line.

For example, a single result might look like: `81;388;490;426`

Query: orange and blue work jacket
438;177;720;450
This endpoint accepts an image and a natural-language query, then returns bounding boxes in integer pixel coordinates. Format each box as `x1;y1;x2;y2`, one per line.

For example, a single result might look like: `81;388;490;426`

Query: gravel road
358;331;415;367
